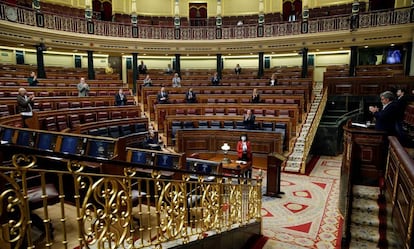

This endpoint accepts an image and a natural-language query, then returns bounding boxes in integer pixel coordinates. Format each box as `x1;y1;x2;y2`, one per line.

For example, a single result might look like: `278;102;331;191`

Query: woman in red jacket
237;134;252;162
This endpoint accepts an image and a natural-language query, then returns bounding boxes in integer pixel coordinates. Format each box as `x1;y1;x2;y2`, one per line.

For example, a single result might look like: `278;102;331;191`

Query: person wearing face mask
237;134;252;162
243;109;256;130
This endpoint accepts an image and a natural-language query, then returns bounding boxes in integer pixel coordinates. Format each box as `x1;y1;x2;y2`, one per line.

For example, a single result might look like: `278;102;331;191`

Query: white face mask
241;136;246;141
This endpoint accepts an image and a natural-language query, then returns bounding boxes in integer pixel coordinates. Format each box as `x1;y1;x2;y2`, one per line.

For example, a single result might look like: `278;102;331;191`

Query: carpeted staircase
348;185;399;249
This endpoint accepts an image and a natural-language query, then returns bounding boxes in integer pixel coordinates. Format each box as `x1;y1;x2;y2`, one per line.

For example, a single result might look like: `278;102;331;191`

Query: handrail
0;2;410;40
0;149;262;248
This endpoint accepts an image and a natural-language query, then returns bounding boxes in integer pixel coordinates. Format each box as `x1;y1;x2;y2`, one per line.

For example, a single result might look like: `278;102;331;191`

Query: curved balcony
0;3;412;54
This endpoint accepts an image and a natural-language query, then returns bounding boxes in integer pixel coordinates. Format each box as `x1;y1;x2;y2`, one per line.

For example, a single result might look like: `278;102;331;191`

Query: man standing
115;88;128;106
157;87;169;104
77;77;90;97
138;60;147;74
369;91;398;135
17;87;35;127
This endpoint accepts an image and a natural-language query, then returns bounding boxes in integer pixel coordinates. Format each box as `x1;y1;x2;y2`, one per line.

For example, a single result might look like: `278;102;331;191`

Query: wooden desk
208;155;252;178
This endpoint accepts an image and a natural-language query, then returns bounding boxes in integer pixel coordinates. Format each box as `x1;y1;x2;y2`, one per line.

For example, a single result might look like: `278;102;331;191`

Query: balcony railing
0;3;411;40
0;152;262;248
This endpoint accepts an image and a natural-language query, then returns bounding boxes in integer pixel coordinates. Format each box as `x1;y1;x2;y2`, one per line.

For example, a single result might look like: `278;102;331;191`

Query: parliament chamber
0;0;413;248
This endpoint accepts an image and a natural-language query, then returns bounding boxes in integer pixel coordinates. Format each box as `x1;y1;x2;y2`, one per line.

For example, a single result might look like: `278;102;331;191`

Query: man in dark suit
185;88;197;103
243;109;256;130
369;91;398;135
157;87;169;104
115;88;128;106
17;87;35;127
211;72;220;86
395;88;409;144
138;60;147;74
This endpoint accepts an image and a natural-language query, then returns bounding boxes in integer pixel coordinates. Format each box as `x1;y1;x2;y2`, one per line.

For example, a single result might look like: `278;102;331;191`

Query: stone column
132;53;138;94
258;52;264;78
87;50;95;80
35;43;46;78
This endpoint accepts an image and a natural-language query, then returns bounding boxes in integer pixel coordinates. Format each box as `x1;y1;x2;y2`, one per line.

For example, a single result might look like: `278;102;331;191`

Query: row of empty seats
87;123;147;138
40;110;140;131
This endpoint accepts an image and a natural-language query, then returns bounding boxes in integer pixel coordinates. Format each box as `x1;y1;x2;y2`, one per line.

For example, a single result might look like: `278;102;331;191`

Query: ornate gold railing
0;153;262;249
0;2;411;40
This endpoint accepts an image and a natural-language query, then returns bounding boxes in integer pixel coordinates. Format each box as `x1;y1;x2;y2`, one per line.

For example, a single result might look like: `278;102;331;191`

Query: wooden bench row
0;96;131;115
141;85;312;109
75;117;148;135
0;125;151;162
0;78;124;87
26;105;142;130
163;115;292;151
0;71;119;80
155;103;299;131
175;128;284;159
0;86;128;97
147;93;306;120
324;76;414;96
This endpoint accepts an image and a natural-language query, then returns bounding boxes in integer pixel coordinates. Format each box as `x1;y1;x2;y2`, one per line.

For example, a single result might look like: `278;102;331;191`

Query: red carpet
254;155;343;249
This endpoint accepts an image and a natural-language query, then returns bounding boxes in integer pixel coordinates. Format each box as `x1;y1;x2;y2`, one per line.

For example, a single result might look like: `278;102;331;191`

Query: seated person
243;109;256;130
234;64;242;75
115;88;128;106
269;73;277;86
165;64;173;75
27;71;38;86
185;88;197;103
172;73;181;87
157;87;169;104
251;88;260;103
211;72;220;86
237;134;252;162
143;74;152;87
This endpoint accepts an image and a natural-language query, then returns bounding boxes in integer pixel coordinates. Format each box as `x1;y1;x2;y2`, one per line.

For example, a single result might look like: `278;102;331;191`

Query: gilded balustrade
0;153;262;249
0;3;410;40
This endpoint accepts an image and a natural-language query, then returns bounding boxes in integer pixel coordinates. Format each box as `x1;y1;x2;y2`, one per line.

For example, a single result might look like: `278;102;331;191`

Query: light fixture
221;143;231;164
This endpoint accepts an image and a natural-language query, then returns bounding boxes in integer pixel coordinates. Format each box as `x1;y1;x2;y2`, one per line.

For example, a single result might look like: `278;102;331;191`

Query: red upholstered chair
265;110;276;117
41;102;52;111
57;102;69;109
205;108;214;116
187;109;197;115
94;101;105;107
175;109;186;115
70;102;81;108
111;111;122;119
81;101;92;108
279;110;290;117
83;113;96;123
227;108;237;116
253;109;264;117
127;110;139;118
44;117;57;131
97;111;109;121
56;115;68;131
0;105;10;117
68;114;81;128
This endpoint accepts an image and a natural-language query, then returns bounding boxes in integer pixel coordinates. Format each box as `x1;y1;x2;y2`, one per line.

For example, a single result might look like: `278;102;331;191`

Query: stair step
351;210;379;227
352;198;380;214
353;185;380;200
349;239;378;249
350;224;380;243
